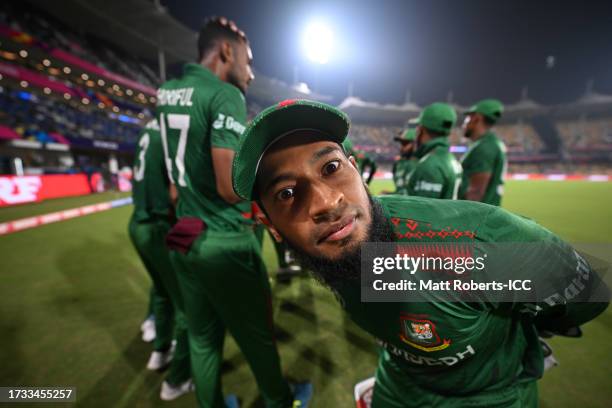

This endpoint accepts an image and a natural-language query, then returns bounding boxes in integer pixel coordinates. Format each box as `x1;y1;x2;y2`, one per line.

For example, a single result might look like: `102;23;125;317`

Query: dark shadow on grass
279;300;318;324
55;235;159;407
220;352;247;375
342;312;377;355
0;313;25;385
75;334;157;407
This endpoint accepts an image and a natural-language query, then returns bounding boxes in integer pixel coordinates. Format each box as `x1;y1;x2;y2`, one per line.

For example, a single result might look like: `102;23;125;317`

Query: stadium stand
0;2;160;88
0;86;141;144
0;0;610;180
556;118;612;152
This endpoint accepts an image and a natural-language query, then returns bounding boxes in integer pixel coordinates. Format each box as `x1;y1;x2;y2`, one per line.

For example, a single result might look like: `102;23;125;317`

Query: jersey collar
415;138;449;159
183;63;218;81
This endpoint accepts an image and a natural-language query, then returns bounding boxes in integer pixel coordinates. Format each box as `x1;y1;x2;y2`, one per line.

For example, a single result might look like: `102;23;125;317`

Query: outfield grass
0;181;610;407
0;191;130;223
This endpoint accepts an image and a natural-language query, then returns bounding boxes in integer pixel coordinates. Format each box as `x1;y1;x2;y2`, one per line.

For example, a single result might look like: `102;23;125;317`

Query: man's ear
255;210;283;243
348;155;359;171
220;41;234;63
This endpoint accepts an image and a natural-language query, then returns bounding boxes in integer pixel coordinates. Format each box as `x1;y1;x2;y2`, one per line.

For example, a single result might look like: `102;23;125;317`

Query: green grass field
0;180;611;407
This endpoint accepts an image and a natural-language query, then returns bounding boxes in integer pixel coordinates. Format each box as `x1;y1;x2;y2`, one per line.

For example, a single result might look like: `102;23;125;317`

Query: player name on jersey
157;87;194;107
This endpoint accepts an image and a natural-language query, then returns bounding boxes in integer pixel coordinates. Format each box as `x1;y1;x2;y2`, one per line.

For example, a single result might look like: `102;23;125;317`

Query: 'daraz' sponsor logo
212;113;246;135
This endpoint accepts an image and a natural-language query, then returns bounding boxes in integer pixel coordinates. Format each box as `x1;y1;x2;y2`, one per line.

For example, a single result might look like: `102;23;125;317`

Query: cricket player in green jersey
129;119;192;400
232;99;609;408
343;137;378;185
406;103;462;199
459;99;507;206
156;17;311;408
391;129;417;195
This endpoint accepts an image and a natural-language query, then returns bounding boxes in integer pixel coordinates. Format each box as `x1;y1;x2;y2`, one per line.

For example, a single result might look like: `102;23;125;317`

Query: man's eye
276;188;294;201
323;160;341;175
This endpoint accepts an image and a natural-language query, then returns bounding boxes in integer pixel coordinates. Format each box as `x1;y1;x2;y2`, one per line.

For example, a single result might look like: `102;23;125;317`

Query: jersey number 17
159;113;191;187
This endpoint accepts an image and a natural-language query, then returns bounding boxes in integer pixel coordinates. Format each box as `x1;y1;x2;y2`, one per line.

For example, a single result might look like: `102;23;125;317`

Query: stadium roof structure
26;0;197;64
504;97;549;118
552;90;612;117
25;0;330;103
338;96;421;125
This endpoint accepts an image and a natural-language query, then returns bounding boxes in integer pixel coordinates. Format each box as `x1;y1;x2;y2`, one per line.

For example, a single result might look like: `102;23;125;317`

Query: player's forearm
217;182;242;204
465;187;486;201
169;183;178;208
465;172;491;201
212;147;243;204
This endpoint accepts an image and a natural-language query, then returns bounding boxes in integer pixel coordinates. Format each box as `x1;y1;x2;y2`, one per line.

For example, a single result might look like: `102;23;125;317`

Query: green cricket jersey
406;138;462;199
131;119;171;222
156;63;251;232
459;131;507;206
334;195;607;398
353;150;377;179
392;157;416;195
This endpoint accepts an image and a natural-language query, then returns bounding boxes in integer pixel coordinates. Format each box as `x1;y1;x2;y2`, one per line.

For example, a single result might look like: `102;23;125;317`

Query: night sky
164;0;612;106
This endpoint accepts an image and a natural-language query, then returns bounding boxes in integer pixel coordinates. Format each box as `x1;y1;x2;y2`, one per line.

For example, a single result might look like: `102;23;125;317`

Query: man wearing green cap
390;129;417;195
129;119;193;400
460;99;507;206
156;17;311;408
232;99;609;408
405;103;462;199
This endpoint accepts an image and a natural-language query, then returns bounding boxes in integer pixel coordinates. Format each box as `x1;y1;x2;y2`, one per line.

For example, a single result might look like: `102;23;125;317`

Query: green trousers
145;286;155;319
128;217;191;385
372;350;538;407
170;230;292;408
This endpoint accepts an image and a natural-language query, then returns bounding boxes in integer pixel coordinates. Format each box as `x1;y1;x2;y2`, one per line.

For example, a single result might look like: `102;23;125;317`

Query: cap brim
465;105;478;115
233;100;350;200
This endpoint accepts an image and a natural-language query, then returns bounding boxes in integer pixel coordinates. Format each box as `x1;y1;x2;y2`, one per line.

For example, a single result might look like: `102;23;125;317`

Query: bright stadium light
303;22;333;64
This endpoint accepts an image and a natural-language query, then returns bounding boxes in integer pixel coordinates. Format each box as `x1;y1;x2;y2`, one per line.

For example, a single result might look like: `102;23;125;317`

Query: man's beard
401;151;413;159
227;69;246;95
285;194;394;290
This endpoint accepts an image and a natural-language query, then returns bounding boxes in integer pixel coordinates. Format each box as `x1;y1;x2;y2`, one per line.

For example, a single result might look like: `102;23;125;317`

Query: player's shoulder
476;204;552;242
376;195;495;229
483;132;506;153
209;79;245;106
377;195;552;243
157;77;180;91
144;118;160;131
416;149;449;173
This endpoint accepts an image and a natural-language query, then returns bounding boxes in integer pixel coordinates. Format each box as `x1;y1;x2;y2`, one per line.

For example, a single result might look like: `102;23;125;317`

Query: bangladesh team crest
399;314;451;352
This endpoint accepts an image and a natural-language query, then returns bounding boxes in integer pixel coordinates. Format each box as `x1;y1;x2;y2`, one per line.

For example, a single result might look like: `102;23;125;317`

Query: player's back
131;119;170;222
408;139;462;199
460;132;507;206
156;63;250;232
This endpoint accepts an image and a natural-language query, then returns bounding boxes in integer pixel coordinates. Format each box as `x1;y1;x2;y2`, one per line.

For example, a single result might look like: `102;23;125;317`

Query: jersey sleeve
476;207;610;330
209;86;247;151
406;161;446;199
464;142;498;174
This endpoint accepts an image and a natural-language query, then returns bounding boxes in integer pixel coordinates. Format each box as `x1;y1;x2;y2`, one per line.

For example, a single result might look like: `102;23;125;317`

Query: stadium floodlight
303;22;333;64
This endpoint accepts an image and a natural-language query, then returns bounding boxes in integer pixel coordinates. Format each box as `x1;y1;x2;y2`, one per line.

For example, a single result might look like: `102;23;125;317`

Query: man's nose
308;182;344;222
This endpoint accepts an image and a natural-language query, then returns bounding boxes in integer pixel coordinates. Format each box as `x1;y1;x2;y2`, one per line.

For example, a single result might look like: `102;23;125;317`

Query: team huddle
128;17;609;408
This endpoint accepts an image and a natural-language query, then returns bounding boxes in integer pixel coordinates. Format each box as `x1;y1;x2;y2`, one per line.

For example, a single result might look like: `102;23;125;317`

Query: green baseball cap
341;136;354;153
394;128;416;142
232;99;350;200
412;102;457;136
466;99;504;123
